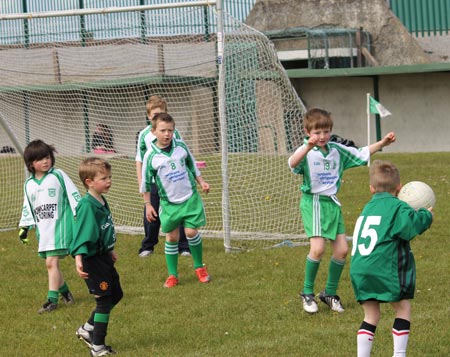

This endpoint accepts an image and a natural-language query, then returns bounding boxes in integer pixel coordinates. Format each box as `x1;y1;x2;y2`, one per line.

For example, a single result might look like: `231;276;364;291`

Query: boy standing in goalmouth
135;95;191;257
141;113;210;288
288;108;396;314
350;160;433;356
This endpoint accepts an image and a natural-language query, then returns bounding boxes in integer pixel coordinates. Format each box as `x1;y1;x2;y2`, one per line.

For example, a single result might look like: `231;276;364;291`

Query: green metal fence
0;0;255;45
390;0;450;36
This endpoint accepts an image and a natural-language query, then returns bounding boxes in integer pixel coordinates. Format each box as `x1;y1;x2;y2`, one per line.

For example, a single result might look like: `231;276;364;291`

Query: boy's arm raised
288;136;317;169
369;132;396;155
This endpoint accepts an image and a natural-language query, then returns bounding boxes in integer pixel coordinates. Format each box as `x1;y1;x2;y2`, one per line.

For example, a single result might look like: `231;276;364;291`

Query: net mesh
0;6;307;249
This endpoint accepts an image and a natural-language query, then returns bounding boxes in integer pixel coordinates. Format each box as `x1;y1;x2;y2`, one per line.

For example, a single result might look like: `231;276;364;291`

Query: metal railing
0;0;255;45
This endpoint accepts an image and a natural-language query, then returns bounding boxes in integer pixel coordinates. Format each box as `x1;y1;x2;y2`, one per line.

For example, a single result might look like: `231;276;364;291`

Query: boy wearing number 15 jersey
350;160;433;357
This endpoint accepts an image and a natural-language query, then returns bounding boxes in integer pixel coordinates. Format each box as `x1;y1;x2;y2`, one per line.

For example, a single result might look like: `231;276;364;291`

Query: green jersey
71;193;117;258
141;139;200;204
289;139;370;195
350;192;433;302
19;167;81;252
135;125;182;163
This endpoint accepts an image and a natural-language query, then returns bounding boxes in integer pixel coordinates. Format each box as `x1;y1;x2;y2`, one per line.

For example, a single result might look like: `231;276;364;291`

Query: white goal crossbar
0;1;307;251
0;1;217;20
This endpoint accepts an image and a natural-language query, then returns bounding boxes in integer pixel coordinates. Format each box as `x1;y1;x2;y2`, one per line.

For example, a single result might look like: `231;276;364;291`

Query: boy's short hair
151;112;175;129
23;139;56;173
303;108;333;132
146;95;167;116
369;160;400;194
79;157;111;189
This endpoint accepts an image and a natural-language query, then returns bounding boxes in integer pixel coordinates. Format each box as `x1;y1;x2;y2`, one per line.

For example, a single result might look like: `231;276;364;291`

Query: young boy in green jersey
71;157;123;356
350;160;433;357
135;95;190;257
288;108;396;313
19;139;80;314
141;113;210;288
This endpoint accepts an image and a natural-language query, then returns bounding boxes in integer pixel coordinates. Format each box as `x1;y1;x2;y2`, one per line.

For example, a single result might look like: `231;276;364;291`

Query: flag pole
367;93;371;167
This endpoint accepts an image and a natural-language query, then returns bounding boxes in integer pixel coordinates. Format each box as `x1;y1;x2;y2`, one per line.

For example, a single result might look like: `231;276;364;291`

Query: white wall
292;72;450;152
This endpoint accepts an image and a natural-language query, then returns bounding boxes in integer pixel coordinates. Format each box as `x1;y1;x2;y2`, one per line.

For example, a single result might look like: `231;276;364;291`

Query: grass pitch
0;152;449;356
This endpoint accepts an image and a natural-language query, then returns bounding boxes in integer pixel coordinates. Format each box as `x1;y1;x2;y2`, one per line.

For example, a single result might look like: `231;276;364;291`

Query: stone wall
246;0;431;66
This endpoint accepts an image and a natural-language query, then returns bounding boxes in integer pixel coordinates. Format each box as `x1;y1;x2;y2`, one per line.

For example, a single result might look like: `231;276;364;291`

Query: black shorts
83;252;121;297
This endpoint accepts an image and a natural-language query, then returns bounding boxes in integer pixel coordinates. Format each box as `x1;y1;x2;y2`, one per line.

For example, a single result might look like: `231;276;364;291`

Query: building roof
286;62;450;78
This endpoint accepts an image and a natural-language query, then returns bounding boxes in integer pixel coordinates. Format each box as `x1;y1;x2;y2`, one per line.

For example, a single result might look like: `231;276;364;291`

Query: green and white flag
369;96;392;118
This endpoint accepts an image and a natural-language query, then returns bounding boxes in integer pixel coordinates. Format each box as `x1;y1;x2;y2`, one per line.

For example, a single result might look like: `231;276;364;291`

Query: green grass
0;152;449;356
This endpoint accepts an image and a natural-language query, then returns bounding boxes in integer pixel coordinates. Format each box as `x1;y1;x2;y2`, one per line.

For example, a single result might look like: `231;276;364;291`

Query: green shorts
160;192;206;233
39;249;68;259
300;193;345;240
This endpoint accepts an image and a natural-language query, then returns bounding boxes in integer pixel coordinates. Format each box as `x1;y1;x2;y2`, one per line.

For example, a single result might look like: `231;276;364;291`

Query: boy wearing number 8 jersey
141;113;210;288
350;160;433;357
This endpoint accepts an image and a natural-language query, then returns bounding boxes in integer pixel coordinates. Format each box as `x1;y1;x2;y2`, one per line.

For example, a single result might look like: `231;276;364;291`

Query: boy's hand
18;227;29;244
382;132;396;146
145;204;158;222
75;255;88;279
307;134;319;148
200;181;210;194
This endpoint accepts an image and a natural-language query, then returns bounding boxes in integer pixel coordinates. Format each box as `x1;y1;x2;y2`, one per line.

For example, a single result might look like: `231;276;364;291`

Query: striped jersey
289;139;370;195
135;124;182;163
141;139;200;204
350;192;433;302
19;167;81;252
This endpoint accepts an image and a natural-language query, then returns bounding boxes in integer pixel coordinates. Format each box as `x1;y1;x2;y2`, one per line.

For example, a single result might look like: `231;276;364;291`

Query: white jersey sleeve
57;169;82;216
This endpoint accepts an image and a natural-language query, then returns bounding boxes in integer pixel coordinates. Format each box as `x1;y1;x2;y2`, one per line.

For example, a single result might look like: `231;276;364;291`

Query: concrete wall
292;71;450;152
247;0;431;66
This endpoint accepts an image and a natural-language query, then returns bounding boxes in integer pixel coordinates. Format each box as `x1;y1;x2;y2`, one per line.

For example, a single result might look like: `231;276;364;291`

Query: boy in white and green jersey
141;113;211;288
135;95;190;257
288;108;396;314
19;139;81;314
350;160;433;357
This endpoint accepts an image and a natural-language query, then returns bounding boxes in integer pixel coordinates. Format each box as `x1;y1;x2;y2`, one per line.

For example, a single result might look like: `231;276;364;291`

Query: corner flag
369;96;392;118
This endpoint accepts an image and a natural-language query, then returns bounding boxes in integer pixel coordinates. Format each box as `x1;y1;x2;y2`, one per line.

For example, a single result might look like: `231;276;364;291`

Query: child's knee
309;247;325;260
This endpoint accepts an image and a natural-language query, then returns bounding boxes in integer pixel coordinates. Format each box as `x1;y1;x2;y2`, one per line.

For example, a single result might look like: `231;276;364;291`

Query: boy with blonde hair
288;108;396;313
135;95;190;257
350;160;433;356
71;157;123;356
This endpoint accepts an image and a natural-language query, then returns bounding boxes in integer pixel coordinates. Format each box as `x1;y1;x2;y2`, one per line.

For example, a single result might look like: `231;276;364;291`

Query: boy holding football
19;139;80;314
350;160;433;356
135;95;190;257
288;108;396;313
141;113;210;288
71;157;123;356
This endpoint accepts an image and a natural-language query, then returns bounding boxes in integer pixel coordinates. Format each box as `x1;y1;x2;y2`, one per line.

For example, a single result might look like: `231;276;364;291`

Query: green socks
303;256;321;294
325;257;346;296
187;233;203;269
165;241;179;277
47;290;59;304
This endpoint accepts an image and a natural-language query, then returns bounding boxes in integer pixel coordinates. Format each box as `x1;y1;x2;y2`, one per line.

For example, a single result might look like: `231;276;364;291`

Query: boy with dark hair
288;108;396;313
350;160;433;356
19;139;80;313
71;157;123;356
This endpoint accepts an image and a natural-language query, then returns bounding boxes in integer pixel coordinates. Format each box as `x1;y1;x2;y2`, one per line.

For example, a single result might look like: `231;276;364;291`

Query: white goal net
0;2;307;250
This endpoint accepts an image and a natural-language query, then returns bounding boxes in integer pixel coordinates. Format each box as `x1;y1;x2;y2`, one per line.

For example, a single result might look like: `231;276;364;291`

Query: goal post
0;2;307;250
